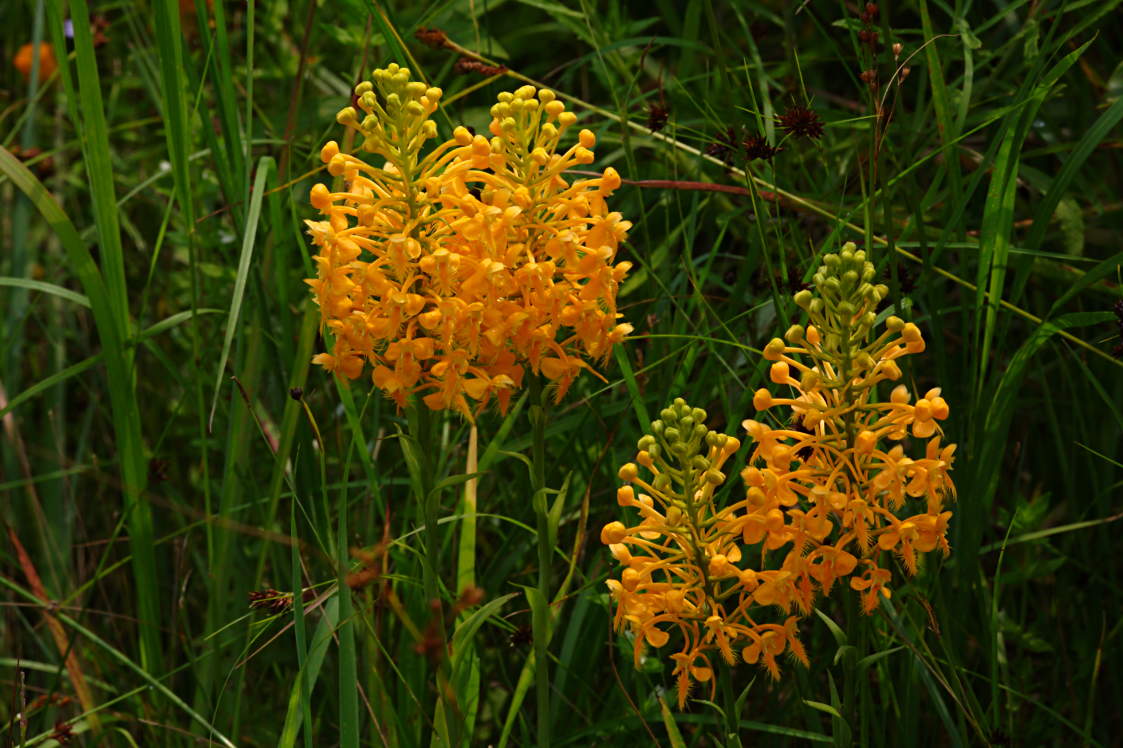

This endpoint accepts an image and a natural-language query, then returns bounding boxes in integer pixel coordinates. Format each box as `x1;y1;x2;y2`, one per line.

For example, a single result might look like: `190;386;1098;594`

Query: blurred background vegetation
2;0;1122;745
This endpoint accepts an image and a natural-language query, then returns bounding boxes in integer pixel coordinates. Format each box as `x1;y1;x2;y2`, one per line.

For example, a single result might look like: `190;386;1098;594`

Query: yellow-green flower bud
763;337;786;361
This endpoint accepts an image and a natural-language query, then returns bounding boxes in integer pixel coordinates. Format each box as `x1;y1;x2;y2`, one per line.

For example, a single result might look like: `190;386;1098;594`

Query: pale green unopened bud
704;469;725;485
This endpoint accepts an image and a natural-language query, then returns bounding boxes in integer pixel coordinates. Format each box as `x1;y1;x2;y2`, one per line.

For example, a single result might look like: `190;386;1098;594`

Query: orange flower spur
304;63;633;417
602;399;810;708
736;242;956;613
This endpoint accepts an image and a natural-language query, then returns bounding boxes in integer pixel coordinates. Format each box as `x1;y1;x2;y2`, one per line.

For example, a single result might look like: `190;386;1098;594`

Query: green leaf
813;607;848;647
658;692;687;748
803;700;843;719
279;598;339;748
452;593;518;675
0;277;89;308
209;157;274;429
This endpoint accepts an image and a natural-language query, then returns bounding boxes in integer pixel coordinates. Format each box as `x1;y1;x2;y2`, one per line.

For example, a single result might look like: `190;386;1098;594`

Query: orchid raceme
738;242;956;614
602;399;810;708
304;63;633;417
604;251;956;709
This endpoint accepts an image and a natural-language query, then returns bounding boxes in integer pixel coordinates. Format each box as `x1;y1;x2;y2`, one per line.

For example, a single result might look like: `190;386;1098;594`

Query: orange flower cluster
305;64;633;417
603;244;956;707
740;243;955;611
602;398;809;708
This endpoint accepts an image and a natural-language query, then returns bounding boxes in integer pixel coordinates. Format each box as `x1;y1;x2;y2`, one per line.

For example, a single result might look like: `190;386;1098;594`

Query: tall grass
2;1;1122;745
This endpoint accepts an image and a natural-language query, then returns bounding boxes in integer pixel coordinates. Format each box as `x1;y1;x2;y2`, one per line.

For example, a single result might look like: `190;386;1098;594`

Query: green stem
529;377;551;748
406;402;462;747
719;660;741;747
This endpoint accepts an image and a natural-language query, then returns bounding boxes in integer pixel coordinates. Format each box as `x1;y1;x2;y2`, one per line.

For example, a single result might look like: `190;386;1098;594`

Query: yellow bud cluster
306;65;633;417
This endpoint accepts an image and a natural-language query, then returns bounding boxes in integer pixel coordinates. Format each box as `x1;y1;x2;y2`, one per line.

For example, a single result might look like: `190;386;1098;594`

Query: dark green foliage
2;1;1121;745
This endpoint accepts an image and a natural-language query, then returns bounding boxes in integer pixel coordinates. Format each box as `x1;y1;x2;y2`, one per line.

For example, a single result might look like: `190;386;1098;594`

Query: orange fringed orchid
305;64;632;417
601;399;810;708
603;246;956;709
736;242;956;613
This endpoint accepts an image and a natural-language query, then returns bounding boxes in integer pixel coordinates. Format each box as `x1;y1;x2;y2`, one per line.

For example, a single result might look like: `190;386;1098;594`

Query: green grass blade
1026;95;1123;252
279;597;339;748
0;277;89;308
209;157;274;429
